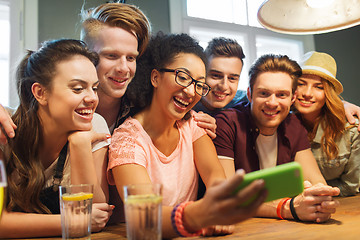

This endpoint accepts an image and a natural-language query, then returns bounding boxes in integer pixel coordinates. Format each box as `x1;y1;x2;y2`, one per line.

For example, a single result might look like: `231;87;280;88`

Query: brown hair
205;37;245;64
6;39;98;213
248;54;301;97
81;3;151;57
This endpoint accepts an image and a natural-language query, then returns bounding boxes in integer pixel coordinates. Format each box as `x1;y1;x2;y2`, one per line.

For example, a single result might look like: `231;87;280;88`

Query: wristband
173;201;202;237
290;197;301;221
277;198;291;220
171;203;182;236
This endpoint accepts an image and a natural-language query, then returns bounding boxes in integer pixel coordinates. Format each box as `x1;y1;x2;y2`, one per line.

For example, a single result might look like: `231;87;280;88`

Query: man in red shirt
214;54;340;223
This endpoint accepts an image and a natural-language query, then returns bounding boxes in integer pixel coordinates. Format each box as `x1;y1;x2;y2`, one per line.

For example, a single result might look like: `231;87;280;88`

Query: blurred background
1;0;359;108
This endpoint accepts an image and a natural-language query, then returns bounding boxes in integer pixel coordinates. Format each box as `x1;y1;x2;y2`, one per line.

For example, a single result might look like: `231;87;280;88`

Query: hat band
302;65;335;79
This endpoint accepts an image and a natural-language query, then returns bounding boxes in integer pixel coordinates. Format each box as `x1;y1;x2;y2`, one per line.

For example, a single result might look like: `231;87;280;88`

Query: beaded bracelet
172;201;202;237
277;197;291;220
290;197;301;221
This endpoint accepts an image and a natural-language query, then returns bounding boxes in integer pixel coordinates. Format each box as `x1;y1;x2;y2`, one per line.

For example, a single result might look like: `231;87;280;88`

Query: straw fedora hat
300;51;343;94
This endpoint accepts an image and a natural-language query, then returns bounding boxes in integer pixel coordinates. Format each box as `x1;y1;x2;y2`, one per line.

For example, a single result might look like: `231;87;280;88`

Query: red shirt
214;102;310;173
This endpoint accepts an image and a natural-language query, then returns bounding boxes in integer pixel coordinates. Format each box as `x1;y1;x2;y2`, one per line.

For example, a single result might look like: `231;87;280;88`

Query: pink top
107;114;206;206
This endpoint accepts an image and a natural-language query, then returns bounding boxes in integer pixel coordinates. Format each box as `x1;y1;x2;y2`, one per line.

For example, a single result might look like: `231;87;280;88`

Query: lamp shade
257;0;360;34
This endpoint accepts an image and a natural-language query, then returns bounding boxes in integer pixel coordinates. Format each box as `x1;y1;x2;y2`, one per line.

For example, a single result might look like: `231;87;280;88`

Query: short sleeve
213;110;237;159
107;119;147;184
91;113;111;152
287;115;310;153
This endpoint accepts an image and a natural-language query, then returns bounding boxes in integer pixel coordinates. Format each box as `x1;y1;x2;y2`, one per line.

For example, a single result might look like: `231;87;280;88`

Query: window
1;0;38;108
187;0;264;28
187;0;248;25
256;36;304;60
0;1;10;106
170;0;315;90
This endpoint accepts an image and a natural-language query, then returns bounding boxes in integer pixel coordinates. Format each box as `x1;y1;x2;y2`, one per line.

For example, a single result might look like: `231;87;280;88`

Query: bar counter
18;194;359;240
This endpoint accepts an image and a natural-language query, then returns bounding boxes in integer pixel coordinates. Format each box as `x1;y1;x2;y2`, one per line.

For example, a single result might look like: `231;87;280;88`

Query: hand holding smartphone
235;162;304;203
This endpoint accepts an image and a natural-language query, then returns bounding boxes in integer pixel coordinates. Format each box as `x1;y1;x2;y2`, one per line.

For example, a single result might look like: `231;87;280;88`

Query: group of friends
0;2;359;239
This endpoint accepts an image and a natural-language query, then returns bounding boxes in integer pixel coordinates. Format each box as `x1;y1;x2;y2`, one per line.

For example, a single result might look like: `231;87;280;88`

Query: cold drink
0;161;6;219
124;184;162;240
0;186;5;219
60;184;93;240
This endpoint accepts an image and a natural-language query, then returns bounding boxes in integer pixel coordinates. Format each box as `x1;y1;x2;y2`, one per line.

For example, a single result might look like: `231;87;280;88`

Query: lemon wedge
62;192;93;201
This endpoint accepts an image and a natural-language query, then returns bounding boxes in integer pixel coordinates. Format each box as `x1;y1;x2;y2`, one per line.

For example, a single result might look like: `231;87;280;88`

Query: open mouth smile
109;76;127;84
174;96;190;109
298;99;314;106
262;110;279;116
75;108;94;116
212;91;228;100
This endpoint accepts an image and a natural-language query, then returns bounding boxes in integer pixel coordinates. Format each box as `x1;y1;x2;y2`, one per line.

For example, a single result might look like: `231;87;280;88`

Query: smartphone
235;162;304;203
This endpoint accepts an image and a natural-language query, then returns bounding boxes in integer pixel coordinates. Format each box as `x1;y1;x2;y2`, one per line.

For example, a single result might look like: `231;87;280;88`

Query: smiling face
152;53;206;121
92;26;138;101
202;56;243;110
294;74;326;122
248;72;295;136
42;55;99;132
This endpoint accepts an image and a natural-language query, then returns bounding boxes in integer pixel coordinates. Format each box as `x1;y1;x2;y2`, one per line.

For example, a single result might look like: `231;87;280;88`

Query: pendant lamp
257;0;360;34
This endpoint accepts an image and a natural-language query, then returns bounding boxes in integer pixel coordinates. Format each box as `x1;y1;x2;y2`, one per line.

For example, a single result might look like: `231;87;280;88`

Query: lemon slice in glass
62;192;93;201
125;194;162;204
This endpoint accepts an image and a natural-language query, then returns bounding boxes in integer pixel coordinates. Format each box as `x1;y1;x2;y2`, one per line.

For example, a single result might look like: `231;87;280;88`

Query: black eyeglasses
159;68;211;97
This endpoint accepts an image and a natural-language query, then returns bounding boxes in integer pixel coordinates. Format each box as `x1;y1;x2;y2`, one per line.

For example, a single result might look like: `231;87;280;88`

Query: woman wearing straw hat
294;51;360;197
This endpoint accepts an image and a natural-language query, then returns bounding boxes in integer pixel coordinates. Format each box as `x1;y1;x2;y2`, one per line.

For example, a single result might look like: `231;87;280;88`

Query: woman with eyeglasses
107;32;267;238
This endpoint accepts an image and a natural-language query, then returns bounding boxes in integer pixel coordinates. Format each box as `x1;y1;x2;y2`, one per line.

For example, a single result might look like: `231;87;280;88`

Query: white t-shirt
256;133;278;169
44;113;110;188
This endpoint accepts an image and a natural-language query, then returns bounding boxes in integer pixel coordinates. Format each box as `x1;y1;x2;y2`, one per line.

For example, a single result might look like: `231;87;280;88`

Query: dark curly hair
126;32;207;115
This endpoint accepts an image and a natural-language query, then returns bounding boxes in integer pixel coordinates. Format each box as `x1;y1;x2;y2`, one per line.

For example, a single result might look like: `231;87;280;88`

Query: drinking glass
59;184;93;240
0;160;7;219
124;183;162;240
